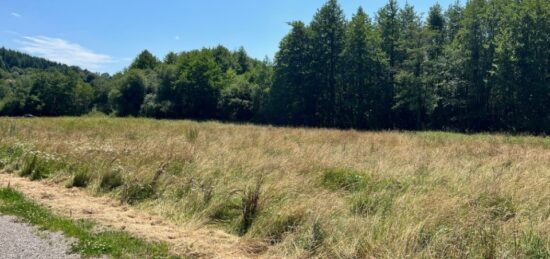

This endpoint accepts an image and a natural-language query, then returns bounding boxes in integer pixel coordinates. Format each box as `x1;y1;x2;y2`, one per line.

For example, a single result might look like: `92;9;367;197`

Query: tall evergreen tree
342;7;388;129
269;21;313;125
309;0;347;127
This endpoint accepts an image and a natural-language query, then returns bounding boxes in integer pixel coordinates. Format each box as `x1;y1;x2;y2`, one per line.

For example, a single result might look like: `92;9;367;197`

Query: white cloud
11;12;21;18
18;36;113;71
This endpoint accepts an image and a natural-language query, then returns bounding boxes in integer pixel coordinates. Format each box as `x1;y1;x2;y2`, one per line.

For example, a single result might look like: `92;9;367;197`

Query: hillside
0;117;549;258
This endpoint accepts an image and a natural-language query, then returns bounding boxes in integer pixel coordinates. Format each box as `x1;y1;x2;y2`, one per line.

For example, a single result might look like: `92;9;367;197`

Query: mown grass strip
0;187;180;258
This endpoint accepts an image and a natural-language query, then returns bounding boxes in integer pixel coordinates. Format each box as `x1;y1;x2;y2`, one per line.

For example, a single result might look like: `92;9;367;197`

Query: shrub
322;168;367;192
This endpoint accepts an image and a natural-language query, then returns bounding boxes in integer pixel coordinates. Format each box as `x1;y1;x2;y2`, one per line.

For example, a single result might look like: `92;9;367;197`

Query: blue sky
1;0;457;74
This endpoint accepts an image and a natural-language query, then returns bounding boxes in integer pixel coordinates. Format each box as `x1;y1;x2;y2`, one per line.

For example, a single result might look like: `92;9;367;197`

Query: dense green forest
1;0;549;133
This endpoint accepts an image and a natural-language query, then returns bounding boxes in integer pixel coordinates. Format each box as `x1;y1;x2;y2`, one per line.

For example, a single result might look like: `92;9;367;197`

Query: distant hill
0;47;100;82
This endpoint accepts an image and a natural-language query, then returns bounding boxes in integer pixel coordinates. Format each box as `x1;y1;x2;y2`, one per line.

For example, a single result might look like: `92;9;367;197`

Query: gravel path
0;215;80;259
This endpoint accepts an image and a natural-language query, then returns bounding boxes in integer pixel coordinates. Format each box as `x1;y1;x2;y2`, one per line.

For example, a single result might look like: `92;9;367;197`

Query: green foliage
519;232;550;258
129;50;159;70
0;187;176;258
1;0;550;134
110;70;146;117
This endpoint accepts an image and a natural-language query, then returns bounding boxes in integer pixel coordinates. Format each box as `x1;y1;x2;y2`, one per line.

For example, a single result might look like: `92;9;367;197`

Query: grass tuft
322;168;367;192
67;169;91;188
121;182;156;205
99;169;124;191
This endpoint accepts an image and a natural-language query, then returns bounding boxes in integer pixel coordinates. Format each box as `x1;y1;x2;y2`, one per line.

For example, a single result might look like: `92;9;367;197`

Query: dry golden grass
1;117;550;258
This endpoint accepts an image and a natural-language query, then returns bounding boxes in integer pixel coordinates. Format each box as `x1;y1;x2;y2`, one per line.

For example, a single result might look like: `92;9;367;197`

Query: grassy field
0;117;549;258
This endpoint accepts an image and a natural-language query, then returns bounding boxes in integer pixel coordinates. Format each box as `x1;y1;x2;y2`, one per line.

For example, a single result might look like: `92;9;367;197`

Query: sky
1;0;457;74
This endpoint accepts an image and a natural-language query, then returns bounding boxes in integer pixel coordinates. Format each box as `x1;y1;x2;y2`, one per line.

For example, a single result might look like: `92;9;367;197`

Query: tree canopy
1;0;549;134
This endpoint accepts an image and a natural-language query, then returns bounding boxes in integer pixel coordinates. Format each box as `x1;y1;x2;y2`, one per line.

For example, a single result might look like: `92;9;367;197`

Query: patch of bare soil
0;173;265;259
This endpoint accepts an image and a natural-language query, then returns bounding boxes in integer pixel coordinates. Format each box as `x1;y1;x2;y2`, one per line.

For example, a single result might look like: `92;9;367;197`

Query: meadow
0;117;549;258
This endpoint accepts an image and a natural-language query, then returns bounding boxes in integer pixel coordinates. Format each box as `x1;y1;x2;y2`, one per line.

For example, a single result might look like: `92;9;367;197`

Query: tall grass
0;117;549;258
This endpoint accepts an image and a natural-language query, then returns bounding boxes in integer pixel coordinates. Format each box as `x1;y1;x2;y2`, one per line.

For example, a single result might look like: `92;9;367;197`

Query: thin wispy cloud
175;36;180;40
11;12;22;18
18;36;114;71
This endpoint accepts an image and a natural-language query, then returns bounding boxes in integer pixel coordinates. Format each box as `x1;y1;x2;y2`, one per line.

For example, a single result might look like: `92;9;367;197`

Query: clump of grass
19;154;61;181
0;187;176;258
185;127;199;142
351;191;395;216
307;221;325;254
322;168;367;191
206;179;263;236
262;210;305;245
239;180;262;235
99;169;124;191
350;177;406;216
208;198;241;223
470;192;516;221
121;182;155;205
518;231;550;258
67;169;91;188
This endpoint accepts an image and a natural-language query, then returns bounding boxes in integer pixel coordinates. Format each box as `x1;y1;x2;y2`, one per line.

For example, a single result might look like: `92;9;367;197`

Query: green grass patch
322;168;367;192
99;169;124;191
66;169;91;188
0;187;178;258
470;192;516;221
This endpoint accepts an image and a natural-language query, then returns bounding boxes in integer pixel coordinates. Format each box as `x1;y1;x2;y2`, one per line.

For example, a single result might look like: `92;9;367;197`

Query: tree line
1;0;549;133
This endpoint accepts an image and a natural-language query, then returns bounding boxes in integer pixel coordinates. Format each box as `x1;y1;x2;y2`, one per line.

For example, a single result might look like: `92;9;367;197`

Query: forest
0;0;549;133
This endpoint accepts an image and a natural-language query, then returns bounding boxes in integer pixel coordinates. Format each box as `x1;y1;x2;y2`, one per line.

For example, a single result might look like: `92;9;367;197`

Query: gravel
0;215;81;259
